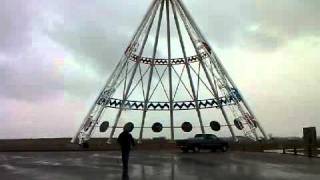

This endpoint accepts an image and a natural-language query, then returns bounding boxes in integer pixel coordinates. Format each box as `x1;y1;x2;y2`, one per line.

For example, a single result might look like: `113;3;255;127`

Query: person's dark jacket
117;131;135;151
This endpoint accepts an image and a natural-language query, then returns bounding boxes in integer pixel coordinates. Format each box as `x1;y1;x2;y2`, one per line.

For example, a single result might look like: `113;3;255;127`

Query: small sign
303;127;317;156
303;127;317;145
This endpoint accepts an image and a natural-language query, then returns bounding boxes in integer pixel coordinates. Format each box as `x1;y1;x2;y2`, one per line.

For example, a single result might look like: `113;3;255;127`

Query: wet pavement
0;151;319;180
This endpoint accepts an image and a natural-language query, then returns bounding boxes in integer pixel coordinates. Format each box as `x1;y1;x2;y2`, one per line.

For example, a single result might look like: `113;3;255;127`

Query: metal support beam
176;0;267;140
171;0;205;134
174;0;238;142
71;0;159;144
74;0;268;144
139;0;165;142
71;56;127;143
107;0;161;144
166;0;175;141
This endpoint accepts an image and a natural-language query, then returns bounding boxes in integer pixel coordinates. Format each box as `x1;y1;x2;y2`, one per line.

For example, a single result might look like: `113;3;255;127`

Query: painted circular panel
99;121;109;132
152;122;163;133
210;121;221;131
181;122;193;132
234;118;244;130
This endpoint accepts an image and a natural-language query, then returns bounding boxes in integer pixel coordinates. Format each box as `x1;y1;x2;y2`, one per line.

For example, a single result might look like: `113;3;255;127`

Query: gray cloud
0;0;65;101
241;30;287;51
48;24;123;73
41;0;152;74
185;0;320;51
0;0;319;138
0;52;64;102
0;0;35;54
254;0;320;36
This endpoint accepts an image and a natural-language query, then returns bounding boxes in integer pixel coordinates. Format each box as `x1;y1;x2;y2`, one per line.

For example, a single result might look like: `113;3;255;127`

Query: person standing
117;126;135;172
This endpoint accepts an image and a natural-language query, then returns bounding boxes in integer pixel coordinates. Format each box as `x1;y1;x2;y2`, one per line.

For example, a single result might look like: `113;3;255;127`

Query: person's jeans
121;149;130;171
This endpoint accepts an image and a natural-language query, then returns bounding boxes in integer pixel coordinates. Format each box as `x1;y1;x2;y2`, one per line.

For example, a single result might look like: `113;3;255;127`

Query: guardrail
269;145;319;158
230;141;319;158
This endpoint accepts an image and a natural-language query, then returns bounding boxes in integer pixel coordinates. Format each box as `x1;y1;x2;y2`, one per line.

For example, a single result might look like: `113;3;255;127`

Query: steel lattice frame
71;0;268;144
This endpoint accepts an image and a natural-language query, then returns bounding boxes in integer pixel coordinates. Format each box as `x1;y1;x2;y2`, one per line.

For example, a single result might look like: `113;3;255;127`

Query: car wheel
81;142;89;149
193;146;200;153
182;148;188;153
221;145;228;152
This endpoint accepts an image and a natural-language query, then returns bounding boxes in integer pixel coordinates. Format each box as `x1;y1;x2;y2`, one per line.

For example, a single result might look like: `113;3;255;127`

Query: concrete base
0;151;319;180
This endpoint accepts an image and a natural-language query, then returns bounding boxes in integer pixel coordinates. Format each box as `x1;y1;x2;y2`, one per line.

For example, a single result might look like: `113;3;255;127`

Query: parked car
176;134;229;153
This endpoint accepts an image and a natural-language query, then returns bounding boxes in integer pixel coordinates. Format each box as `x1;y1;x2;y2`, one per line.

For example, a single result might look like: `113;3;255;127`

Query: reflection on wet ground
0;151;319;180
264;148;320;157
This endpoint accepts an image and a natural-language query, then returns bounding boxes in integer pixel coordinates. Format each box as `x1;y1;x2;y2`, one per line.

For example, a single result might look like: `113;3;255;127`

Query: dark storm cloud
0;0;319;138
48;24;123;73
184;0;256;47
254;0;320;36
0;52;64;101
0;0;34;53
45;0;320;72
1;0;318;100
242;30;286;51
43;0;320;75
241;0;320;51
43;0;152;73
0;0;65;101
185;0;320;51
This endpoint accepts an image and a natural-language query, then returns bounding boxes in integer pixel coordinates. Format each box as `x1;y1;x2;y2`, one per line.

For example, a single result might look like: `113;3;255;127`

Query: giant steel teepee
71;0;268;144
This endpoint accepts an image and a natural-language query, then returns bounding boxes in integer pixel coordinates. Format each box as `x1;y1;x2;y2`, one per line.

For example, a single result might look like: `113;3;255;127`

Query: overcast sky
0;0;319;139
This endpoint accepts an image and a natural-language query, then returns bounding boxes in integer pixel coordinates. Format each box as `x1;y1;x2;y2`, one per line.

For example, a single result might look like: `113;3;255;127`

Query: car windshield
195;134;205;139
195;134;218;140
207;135;218;140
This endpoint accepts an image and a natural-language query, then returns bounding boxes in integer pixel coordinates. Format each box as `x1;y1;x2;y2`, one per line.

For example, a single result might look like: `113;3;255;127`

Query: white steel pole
176;0;268;140
166;0;175;141
139;0;165;142
174;0;238;142
108;0;161;143
171;0;205;134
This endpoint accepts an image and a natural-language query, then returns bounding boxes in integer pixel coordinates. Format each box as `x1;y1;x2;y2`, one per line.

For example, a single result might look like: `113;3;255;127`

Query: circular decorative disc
234;118;244;130
210;121;221;131
124;122;134;132
181;122;193;132
152;122;163;133
99;121;109;132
